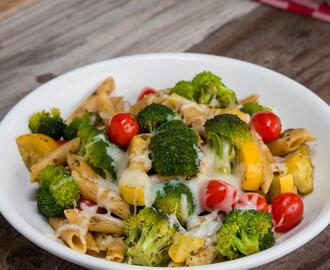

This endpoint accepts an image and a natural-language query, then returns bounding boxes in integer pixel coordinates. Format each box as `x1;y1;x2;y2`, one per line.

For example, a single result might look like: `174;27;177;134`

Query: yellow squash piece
269;173;296;202
284;145;314;195
119;168;151;206
240;139;263;191
168;232;205;263
16;133;59;169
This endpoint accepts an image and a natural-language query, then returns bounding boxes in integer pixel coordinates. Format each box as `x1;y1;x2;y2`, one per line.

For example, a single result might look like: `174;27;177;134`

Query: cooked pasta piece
267;128;315;157
238;94;259;105
30;138;81;182
86;231;100;253
210;107;250;123
49;217;87;253
64;209;124;235
94;233;115;251
185;244;216;266
98;93;125;124
66;76;114;122
67;155;131;219
71;170;130;219
131;90;169;115
128;134;152;172
105;238;127;263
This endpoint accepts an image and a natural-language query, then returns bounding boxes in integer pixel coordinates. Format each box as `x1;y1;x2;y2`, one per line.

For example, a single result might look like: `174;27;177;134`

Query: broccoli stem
211;133;235;174
232;232;259;256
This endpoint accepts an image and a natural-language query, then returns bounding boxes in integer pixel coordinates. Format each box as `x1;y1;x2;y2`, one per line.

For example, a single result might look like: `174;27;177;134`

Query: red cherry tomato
77;198;107;214
201;180;238;213
233;193;269;213
107;113;140;147
57;139;67;145
250;111;281;142
137;87;157;101
271;193;304;233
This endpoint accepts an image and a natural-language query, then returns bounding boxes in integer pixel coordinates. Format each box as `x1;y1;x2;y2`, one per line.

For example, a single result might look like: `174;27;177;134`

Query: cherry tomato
137;87;157;101
57;139;67;145
77;198;107;214
250;111;282;142
201;180;238;213
271;193;304;233
107;113;140;147
233;193;269;213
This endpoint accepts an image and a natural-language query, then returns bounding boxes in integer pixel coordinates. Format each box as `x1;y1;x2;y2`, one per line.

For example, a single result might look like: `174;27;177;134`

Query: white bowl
0;53;329;270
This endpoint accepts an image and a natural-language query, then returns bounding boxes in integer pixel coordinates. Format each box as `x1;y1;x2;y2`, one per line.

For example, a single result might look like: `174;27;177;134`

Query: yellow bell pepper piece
269;173;295;202
119;168;151;206
168;232;204;263
240;139;263;191
16;133;59;169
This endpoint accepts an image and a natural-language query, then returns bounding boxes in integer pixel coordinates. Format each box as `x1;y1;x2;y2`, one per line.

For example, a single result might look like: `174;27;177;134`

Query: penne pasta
267;128;315;157
30;138;81;182
105;238;127;263
238;94;259;105
86;231;100;253
49;217;87;253
64;209;124;236
128;134;152;172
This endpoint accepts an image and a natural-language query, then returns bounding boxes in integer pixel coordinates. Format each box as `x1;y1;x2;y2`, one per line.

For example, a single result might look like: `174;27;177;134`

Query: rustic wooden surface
0;0;329;269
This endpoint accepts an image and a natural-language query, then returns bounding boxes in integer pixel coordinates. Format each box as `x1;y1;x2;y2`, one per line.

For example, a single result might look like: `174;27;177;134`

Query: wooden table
0;1;329;269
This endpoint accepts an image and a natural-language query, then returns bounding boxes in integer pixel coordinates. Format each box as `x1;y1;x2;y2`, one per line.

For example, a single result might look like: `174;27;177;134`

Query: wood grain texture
0;1;329;270
0;0;36;19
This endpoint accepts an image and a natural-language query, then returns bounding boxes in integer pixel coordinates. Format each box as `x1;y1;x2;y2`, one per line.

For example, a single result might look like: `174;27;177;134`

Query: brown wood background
0;1;329;269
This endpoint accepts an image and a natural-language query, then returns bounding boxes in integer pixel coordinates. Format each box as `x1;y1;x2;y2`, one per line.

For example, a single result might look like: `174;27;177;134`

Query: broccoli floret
124;207;176;266
192;71;237;107
28;108;66;139
216;209;275;260
36;165;80;216
204;114;251;173
36;186;64;217
240;102;271;115
136;103;175;133
49;176;80;209
171;80;196;101
156;120;200;145
77;123;118;180
153;180;195;225
39;165;70;188
150;125;201;178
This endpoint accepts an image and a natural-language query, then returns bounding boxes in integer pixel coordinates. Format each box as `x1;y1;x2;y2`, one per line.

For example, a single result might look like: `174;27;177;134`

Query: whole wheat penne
66;95;99;123
71;170;130;219
96;76;115;96
86;231;100;253
67;154;99;183
238;94;259;105
105;238;127;263
64;209;124;236
267;128;315;157
128;134;152;172
98;91;120;124
49;217;87;253
30;138;81;182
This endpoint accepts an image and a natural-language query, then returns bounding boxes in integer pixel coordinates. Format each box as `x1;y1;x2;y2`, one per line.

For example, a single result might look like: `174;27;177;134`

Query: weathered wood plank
0;0;36;19
0;0;258;120
189;6;330;104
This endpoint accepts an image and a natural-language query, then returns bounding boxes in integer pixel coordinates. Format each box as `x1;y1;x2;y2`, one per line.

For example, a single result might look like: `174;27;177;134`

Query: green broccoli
36;186;64;217
156;120;200;145
36;165;80;217
28;107;66;139
136;103;175;133
216;209;275;260
153;180;195;225
150;125;201;178
204;114;251;174
192;71;237;107
77;123;119;180
171;80;196;101
240;102;271;115
63;112;102;140
124;207;177;266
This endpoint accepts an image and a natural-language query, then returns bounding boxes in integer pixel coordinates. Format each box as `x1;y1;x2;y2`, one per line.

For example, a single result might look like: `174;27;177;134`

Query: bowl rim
0;52;329;270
